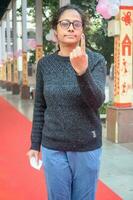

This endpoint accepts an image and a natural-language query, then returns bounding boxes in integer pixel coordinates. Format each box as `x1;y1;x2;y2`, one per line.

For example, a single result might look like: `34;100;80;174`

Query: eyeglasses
57;20;83;30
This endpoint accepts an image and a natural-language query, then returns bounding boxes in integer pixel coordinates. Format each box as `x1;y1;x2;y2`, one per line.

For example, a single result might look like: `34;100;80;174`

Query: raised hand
70;34;88;76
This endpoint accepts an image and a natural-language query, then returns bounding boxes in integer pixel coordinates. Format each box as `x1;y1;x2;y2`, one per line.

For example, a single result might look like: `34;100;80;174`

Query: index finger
80;34;86;53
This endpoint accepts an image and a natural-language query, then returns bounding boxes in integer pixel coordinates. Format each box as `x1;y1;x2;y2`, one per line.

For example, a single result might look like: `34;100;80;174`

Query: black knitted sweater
30;49;106;152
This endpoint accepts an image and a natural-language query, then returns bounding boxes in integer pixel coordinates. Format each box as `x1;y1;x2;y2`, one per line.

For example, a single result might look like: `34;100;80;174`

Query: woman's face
55;9;83;46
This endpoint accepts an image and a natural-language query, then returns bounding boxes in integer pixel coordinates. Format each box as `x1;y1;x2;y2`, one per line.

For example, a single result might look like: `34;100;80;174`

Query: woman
27;4;106;200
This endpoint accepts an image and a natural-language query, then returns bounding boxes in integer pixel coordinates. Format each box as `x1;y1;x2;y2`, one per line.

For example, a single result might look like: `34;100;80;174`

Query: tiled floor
0;87;133;200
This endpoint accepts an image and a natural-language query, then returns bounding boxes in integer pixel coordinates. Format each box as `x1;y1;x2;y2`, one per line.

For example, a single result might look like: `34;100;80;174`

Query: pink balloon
96;4;112;19
97;0;109;6
96;4;107;14
96;0;120;18
102;12;112;19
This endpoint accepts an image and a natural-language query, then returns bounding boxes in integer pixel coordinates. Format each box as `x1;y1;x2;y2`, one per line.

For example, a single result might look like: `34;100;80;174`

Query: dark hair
52;4;86;30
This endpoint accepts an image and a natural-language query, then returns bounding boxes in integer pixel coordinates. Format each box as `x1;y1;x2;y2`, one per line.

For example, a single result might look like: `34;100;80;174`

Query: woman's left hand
70;34;88;76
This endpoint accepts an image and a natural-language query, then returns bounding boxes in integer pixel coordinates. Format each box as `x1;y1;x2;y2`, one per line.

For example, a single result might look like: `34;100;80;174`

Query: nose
68;23;74;31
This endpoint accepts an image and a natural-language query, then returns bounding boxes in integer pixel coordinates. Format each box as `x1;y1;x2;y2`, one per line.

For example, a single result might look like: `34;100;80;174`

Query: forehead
59;9;82;21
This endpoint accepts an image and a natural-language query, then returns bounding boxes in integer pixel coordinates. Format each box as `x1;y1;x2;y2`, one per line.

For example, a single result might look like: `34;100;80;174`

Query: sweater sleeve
76;54;106;110
30;59;47;151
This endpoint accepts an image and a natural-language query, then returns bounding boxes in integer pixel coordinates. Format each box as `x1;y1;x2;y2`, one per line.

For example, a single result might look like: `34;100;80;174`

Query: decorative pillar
21;0;30;99
35;0;43;63
12;0;20;94
107;0;133;143
1;20;7;89
114;6;133;107
6;11;12;91
0;25;3;86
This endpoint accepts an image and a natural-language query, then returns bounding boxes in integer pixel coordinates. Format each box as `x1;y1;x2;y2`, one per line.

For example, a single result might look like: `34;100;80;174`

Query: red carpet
0;96;123;200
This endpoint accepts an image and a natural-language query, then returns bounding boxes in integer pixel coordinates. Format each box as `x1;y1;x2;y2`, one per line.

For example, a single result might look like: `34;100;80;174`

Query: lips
64;35;76;38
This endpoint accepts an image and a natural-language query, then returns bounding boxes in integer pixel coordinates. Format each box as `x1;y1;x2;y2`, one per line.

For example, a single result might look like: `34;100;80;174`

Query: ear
54;29;57;36
53;30;58;43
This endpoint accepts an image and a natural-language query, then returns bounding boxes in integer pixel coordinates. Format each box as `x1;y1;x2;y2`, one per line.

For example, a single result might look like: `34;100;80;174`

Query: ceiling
0;0;11;20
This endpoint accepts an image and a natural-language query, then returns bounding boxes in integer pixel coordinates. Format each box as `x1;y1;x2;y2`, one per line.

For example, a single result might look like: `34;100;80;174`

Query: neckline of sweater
53;51;70;62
